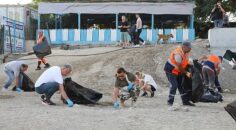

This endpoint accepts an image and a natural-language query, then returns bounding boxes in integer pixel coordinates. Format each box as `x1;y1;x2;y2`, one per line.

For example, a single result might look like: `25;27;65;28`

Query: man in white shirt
135;72;158;97
2;61;28;92
134;14;145;46
35;64;74;107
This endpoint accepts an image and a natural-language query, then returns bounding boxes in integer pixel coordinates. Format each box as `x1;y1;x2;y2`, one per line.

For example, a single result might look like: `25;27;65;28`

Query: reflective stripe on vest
168;46;189;75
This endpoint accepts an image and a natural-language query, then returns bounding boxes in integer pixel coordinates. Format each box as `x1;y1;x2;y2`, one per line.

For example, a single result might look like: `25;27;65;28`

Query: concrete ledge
208;28;236;47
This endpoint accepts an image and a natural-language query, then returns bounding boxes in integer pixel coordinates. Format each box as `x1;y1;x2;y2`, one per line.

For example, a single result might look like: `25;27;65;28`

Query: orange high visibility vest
207;55;221;69
169;46;189;75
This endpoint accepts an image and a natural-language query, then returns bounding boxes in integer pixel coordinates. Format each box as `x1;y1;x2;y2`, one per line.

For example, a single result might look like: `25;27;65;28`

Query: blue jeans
3;68;23;89
166;72;189;104
35;82;59;100
214;19;223;28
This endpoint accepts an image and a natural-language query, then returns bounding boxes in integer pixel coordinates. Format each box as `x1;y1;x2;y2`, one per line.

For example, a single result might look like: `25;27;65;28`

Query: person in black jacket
210;1;225;28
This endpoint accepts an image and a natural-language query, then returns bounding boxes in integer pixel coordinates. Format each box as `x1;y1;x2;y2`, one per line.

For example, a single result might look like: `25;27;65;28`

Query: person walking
134;14;145;46
35;30;50;70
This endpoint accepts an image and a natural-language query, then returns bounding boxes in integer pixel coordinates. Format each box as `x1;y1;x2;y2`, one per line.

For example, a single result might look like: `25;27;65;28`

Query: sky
0;0;32;5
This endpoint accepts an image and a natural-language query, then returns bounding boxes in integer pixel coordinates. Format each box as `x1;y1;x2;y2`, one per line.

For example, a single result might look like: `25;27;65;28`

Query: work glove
113;101;119;108
127;83;134;91
66;99;74;107
186;72;191;78
16;87;23;92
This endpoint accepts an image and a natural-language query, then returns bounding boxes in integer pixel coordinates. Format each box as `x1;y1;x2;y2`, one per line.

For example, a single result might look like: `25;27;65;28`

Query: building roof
39;2;195;15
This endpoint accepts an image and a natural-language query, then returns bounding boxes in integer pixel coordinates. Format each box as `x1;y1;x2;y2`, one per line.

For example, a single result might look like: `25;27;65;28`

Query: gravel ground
0;41;235;130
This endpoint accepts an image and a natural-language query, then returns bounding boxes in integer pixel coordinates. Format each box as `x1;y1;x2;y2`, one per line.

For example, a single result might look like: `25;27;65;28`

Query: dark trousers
35;82;59;100
134;29;144;45
166;72;189;104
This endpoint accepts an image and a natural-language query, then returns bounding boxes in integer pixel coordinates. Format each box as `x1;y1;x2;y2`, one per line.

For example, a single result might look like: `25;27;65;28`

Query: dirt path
0;41;236;129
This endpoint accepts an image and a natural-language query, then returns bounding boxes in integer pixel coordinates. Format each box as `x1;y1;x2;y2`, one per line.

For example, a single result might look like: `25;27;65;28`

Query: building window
154;15;190;29
81;14;116;29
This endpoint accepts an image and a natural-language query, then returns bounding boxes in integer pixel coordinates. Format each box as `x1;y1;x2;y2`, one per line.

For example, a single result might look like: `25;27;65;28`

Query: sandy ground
0;41;236;130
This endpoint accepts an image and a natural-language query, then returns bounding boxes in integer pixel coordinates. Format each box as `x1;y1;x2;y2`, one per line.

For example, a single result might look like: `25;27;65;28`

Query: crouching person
199;54;223;93
2;61;28;92
135;71;157;97
113;67;137;108
35;64;74;107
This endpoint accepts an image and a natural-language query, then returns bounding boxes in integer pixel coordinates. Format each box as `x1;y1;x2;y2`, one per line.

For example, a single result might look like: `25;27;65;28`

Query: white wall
208;28;236;47
208;28;236;56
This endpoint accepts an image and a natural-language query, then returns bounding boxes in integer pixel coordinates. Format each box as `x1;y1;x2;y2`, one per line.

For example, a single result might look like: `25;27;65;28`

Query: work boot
183;101;195;107
44;63;50;68
217;87;223;93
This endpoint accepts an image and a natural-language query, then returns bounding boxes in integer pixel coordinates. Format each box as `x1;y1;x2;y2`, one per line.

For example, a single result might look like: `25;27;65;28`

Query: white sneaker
142;41;146;46
2;87;8;92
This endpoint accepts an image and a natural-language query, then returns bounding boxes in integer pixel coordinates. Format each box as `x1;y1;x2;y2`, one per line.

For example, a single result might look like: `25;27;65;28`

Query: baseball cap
183;41;192;49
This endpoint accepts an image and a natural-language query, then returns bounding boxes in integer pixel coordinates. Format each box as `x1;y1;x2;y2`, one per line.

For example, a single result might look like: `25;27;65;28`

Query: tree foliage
194;0;236;22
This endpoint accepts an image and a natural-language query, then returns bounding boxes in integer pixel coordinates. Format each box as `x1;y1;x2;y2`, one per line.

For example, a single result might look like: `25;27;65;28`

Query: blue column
78;13;81;29
190;15;194;29
151;14;154;29
116;14;118;30
116;13;118;41
55;14;58;29
38;14;40;30
151;14;154;43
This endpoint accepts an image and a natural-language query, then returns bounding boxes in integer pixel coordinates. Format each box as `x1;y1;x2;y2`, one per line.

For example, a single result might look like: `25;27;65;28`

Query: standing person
119;15;130;49
199;54;223;93
134;14;145;46
135;71;157;97
35;30;50;70
2;61;28;92
164;42;195;106
35;64;74;107
210;1;225;28
113;67;136;108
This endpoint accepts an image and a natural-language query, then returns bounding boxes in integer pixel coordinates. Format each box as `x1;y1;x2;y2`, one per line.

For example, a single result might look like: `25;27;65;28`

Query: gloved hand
127;83;134;91
186;72;191;78
66;99;74;107
16;87;23;92
113;101;119;108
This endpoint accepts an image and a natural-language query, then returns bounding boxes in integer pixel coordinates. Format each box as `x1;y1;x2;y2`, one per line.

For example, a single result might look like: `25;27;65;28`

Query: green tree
194;0;236;22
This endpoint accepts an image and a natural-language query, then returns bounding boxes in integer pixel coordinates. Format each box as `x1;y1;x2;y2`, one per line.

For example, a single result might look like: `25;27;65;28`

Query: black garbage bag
12;72;35;91
199;89;223;103
62;78;103;104
33;39;51;59
181;60;204;103
224;100;236;122
223;50;236;61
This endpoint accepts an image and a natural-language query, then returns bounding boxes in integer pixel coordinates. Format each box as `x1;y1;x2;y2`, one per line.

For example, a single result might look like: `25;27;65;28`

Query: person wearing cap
35;30;50;70
2;60;28;92
199;54;223;93
164;41;195;106
35;64;74;107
